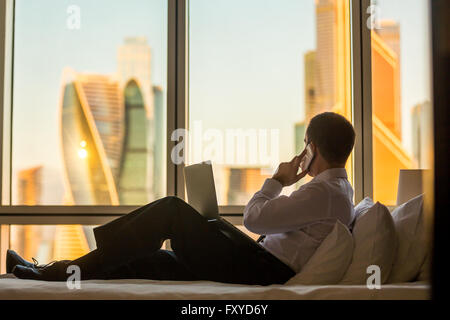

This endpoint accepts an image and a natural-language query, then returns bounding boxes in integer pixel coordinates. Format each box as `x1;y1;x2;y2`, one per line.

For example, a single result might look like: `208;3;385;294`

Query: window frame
0;0;178;223
0;0;374;222
352;0;374;202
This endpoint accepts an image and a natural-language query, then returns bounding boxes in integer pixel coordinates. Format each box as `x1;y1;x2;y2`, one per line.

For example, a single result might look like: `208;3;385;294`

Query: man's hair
306;112;356;165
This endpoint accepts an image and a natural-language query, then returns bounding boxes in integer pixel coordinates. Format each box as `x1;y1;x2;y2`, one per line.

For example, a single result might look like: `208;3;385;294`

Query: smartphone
300;144;315;172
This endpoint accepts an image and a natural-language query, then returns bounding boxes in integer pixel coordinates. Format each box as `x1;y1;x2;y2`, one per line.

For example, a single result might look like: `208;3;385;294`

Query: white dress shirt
243;168;355;273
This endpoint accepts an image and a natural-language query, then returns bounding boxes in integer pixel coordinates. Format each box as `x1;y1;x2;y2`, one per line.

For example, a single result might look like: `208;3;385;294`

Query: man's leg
13;196;294;284
93;197;170;250
96;250;198;281
90;196;196;270
12;197;195;281
169;213;296;285
88;196;295;285
97;197;295;285
90;196;247;283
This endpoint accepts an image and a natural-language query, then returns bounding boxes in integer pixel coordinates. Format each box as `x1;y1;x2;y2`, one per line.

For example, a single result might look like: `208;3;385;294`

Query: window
0;1;435;273
370;0;432;205
9;225;97;262
9;0;168;206
187;0;353;206
8;224;172;263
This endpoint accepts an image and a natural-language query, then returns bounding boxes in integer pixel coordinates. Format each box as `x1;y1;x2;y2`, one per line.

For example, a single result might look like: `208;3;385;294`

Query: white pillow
340;202;397;285
351;197;374;231
416;252;431;282
286;220;354;285
387;194;428;283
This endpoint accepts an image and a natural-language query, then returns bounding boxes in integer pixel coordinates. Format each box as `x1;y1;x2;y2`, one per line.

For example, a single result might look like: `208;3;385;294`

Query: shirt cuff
260;178;283;199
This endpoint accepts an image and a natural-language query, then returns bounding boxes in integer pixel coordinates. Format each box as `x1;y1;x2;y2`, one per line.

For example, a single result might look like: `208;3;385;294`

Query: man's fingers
292;156;302;168
291;149;307;164
299;148;307;160
289;148;307;165
295;170;308;182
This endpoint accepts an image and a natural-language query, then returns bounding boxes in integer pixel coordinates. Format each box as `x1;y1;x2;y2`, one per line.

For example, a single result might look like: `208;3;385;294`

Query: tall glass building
118;80;151;205
59;68;151;205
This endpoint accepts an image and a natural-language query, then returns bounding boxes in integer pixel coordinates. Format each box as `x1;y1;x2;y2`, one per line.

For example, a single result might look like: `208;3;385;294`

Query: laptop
183;161;264;249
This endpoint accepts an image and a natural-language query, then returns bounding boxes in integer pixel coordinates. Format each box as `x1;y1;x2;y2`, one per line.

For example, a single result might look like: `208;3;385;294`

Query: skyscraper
373;22;402;139
118;37;154;119
18;166;42;205
118;79;152;204
118;37;155;201
315;0;352;119
308;0;352;184
60;68;122;205
15;166;43;260
14;167;89;264
299;0;412;204
304;51;316;122
52;225;90;261
153;85;165;198
59;68;151;205
411;101;433;168
373;20;401;140
376;20;401;58
11;165;91;270
372;25;412;204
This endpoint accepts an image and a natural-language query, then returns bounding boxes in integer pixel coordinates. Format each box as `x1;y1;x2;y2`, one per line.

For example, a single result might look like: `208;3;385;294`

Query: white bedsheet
0;274;430;300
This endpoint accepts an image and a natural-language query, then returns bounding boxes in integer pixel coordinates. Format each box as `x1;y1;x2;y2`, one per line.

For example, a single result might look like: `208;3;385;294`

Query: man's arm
243;150;330;235
243;177;283;235
243;180;330;235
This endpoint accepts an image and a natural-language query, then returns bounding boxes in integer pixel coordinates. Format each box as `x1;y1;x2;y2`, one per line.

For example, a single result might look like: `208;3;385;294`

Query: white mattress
0;274;430;300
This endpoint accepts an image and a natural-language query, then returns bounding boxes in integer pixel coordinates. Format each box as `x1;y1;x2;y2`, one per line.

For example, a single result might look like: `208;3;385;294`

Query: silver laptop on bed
183;161;263;247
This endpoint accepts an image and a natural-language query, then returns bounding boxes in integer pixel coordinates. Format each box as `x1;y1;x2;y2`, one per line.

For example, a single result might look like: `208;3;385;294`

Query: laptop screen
183;161;220;219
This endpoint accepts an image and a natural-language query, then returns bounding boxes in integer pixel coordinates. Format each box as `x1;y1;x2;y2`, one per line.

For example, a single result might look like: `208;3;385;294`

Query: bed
0;274;430;300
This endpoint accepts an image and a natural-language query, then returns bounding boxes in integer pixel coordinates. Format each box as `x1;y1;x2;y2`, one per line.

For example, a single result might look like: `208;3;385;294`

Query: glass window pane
10;225;97;262
8;224;172;262
188;0;353;206
370;0;432;205
11;0;168;205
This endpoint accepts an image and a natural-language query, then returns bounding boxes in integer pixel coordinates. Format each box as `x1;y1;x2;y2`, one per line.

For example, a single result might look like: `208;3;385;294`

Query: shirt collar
312;168;348;182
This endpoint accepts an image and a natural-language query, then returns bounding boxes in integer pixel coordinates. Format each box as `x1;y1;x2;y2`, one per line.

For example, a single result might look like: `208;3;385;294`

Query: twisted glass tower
60;68;150;205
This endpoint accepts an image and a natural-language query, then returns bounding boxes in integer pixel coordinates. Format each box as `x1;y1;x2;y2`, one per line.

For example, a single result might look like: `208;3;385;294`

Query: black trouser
77;196;295;286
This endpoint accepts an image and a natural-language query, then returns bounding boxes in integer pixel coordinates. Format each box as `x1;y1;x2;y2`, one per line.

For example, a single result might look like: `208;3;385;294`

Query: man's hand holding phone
272;147;310;187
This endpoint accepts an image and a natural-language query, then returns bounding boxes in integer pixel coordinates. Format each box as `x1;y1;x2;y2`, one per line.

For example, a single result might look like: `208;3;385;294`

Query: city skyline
58;34;167;205
11;0;167;205
297;0;430;205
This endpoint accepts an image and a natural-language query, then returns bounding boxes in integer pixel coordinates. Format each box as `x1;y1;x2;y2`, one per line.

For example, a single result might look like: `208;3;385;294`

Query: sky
11;0;432;204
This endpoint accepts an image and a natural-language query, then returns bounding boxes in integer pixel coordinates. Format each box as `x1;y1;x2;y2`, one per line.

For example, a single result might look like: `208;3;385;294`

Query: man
7;112;356;286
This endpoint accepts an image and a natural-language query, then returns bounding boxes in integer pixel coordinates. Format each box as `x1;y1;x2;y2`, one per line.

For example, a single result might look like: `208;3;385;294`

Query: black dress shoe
12;265;44;280
12;261;68;281
6;250;35;273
